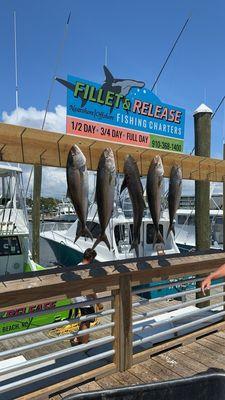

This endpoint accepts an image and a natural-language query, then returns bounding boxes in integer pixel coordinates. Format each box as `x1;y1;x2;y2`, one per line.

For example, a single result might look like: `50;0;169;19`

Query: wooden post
112;274;132;371
223;144;225;315
32;165;42;263
194;104;212;307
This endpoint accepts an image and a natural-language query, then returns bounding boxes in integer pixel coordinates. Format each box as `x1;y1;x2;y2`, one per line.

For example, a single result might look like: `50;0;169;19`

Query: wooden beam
0;251;225;309
113;275;132;371
0;122;225;180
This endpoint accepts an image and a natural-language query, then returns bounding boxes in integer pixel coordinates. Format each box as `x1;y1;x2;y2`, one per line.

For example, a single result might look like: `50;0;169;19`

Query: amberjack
66;145;93;242
146;156;164;246
120;155;145;257
167;165;182;238
93;148;116;250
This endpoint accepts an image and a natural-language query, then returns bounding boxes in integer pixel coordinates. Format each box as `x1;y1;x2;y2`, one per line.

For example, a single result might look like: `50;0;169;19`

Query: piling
223;143;225;251
32;165;42;263
194;103;212;307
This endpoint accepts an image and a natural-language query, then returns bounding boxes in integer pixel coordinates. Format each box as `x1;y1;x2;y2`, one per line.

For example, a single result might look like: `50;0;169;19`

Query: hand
201;276;212;295
97;303;104;311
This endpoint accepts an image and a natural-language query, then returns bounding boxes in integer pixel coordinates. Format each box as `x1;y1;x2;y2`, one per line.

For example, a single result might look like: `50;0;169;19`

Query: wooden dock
50;330;225;399
1;251;225;399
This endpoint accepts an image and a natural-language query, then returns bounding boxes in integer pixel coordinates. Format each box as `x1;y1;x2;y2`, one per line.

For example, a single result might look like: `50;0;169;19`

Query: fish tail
130;239;139;258
153;229;164;247
166;223;175;239
75;226;93;242
92;233;111;250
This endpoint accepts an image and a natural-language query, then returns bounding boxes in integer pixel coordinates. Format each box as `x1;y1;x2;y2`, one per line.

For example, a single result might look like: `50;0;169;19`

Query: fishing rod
211;95;225;120
151;14;191;92
41;11;71;130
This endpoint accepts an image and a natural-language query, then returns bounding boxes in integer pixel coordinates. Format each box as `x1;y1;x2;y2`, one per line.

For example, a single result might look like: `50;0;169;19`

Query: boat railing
0;251;225;398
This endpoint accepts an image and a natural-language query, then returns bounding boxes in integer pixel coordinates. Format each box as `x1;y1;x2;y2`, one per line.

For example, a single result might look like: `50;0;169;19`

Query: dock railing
0;251;225;398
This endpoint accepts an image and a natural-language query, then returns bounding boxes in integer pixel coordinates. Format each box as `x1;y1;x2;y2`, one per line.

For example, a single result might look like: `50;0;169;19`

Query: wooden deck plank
137;358;180;380
128;363;160;383
78;381;103;392
96;375;124;389
110;370;145;386
153;351;200;377
176;342;225;370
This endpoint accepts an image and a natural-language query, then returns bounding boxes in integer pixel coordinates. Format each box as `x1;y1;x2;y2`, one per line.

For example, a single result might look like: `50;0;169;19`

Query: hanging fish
66;145;93;242
120;155;145;257
93;148;116;250
167;165;182;238
146;155;164;246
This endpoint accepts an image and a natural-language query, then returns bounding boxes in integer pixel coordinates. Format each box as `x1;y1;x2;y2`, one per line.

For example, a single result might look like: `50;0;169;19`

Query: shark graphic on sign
56;66;145;113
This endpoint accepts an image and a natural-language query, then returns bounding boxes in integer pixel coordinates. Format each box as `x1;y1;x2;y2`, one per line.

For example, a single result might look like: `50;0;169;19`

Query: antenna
41;11;71;130
105;46;108;67
151;15;191;92
13;11;19;121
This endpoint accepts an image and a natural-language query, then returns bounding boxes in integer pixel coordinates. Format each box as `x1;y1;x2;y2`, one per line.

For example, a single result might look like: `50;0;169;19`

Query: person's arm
87;293;104;310
201;263;225;295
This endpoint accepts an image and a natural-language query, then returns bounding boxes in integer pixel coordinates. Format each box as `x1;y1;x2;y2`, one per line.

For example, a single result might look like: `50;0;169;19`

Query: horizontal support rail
0;251;224;308
132;276;203;295
0;309;115;341
133;299;225;336
133;309;225;347
0;349;115;394
133;290;225;323
0;294;113;324
0;323;114;359
0;334;114;376
0;122;225;181
132;280;225;310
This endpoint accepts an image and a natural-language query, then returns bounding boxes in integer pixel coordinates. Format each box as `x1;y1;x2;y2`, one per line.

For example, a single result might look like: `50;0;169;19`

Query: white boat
41;202;180;266
175;208;223;251
0;164;43;274
53;197;76;222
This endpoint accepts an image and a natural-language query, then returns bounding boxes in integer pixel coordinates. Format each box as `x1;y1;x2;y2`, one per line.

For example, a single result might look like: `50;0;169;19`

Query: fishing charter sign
57;66;185;152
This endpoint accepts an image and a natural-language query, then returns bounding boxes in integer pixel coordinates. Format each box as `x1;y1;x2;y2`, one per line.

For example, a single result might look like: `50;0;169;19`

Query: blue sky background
0;0;225;195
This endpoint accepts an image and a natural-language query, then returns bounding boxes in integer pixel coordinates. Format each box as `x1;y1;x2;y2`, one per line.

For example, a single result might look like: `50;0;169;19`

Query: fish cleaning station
1;92;225;400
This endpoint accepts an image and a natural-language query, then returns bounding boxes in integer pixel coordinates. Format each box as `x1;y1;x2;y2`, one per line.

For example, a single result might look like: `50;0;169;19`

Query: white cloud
2;105;66;132
1;105;67;198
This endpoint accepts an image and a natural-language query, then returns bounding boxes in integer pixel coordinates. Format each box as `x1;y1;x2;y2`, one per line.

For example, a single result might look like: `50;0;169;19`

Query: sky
1;0;225;197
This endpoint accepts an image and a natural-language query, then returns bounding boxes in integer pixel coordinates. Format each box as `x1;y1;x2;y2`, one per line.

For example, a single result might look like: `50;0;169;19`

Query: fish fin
130;239;139;258
66;188;71;199
166;224;175;238
81;97;87;107
75;226;93;242
120;177;127;194
153;229;164;247
55;77;75;92
141;197;146;209
92;233;111;250
103;66;114;83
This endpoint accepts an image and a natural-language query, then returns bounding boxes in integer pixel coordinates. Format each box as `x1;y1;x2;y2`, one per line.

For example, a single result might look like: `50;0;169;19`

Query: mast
13;11;19;120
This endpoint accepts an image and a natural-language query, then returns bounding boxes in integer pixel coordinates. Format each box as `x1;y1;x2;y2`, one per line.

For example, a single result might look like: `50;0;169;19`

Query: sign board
58;66;185;152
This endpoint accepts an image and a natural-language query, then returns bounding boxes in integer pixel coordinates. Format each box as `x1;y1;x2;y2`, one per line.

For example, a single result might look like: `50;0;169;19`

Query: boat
175;208;223;252
53;197;76;222
40;199;180;266
0;164;70;335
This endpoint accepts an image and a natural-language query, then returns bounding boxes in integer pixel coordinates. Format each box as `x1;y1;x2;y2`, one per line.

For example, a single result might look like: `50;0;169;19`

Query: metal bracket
140;149;150;176
20;128;27;163
0;144;6;161
57;135;64;167
88;141;97;171
115;145;124;173
39;149;47;165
